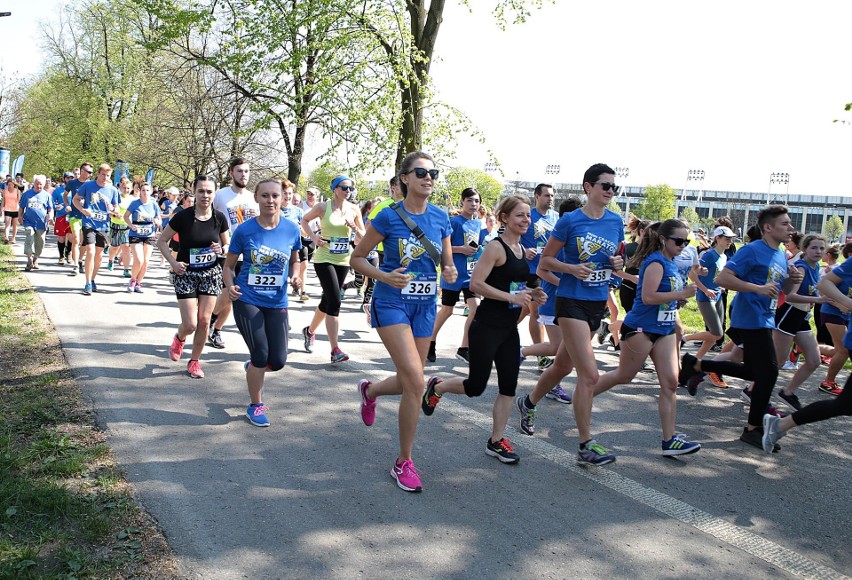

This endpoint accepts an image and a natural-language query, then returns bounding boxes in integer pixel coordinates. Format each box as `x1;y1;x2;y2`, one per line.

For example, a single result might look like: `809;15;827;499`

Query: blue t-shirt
280;205;304;228
792;259;820;301
821;264;851;320
443;214;487;291
126;199;161;239
550;208;624;301
77;181;120;231
828;259;852;349
672;243;699;285
520;207;558;274
370;203;451;303
623;251;682;335
695;248;727;303
230;218;302;309
65;178;86;219
160;199;178;230
51;186;68;219
20;189;53;230
726;240;788;330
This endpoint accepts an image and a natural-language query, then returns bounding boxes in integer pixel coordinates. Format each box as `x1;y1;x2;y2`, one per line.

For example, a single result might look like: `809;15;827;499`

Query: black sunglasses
339;185;356;192
666;236;690;247
408;168;439;180
595;181;620;193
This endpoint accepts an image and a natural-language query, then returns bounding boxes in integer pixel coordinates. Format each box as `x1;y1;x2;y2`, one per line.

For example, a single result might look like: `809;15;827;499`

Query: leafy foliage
824;214;845;242
433;166;503;211
633;184;676;222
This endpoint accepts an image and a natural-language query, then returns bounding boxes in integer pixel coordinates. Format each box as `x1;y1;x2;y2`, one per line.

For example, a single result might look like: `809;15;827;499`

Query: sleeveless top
475;236;530;328
313;201;353;266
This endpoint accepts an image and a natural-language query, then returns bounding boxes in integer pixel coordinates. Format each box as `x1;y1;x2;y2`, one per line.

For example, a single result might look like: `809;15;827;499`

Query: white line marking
440;398;849;580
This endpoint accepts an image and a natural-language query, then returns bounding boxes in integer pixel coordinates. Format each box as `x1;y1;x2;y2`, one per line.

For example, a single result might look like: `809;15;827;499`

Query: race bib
90;210;108;222
329;237;349;255
134;224;154;236
189;247;217;269
509;281;527;309
657;305;677;324
769;297;778;311
248;265;284;291
584;266;612;286
28;201;42;209
536;240;546;255
401;272;437;302
466;257;477;273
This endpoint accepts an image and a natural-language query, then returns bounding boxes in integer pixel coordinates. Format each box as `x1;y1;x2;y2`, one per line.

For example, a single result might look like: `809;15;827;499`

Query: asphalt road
18;242;852;579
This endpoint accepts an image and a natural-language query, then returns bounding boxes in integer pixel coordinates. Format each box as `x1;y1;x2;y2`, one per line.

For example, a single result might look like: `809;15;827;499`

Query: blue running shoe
91;280;98;293
545;385;572;404
246;403;270;427
83;282;92;295
662;434;701;456
577;439;616;466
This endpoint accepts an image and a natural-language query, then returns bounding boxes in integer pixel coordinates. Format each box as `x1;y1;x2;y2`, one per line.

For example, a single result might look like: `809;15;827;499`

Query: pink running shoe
391;458;423;492
187;359;204;379
358;379;376;426
169;334;185;361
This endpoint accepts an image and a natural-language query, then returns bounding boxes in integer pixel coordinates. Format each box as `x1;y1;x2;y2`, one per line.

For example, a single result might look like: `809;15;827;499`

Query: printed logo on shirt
250;245;289;267
767;264;786;285
576;232;616;261
228;205;256;226
533;220;554;240
398;233;440;267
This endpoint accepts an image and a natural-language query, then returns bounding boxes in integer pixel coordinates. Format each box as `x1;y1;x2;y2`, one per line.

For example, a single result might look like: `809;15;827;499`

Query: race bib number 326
401;272;437;302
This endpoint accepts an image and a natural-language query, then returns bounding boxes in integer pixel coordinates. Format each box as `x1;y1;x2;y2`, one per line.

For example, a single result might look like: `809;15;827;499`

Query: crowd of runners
2;156;850;493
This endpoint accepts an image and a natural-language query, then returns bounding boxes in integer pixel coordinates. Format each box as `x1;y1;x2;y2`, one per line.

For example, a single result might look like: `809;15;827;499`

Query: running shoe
169;334;185;361
57;256;65;266
740;426;778;451
65;256;72;265
462;306;469;317
545;385;572;404
78;260;84;272
518;347;526;366
25;258;32;272
133;283;143;293
710;343;724;353
107;260;114;271
339;287;346;301
72;265;79;275
577;440;616;466
740;386;753;403
246;403;270;427
678;353;701;386
819;380;843;395
331;347;349;363
516;396;536;436
427;341;436;363
781;360;799;371
777;390;801;411
391;458;422;492
102;246;108;255
127;280;136;293
595;321;609;344
358;379;376;426
766;404;787;418
362;302;372;326
302;326;314;353
762;413;786;454
187;360;204;379
537;356;553;371
706;372;728;388
123;269;131;278
244;360;251;372
83;282;92;295
820;355;832;365
422;376;443;416
90;280;98;293
686;373;704;397
662;434;701;456
208;328;225;349
456;347;470;363
485;437;520;464
299;292;309;302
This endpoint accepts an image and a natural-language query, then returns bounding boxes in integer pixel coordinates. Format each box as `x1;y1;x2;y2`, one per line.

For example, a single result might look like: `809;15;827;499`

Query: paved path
18;243;852;579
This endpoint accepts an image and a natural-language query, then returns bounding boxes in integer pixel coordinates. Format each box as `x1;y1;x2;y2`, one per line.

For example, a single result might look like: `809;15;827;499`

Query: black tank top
475;236;530;327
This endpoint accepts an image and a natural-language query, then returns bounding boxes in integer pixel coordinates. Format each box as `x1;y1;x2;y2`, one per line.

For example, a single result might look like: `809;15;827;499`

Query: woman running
3;179;20;243
818;242;852;395
300;175;365;363
124;182;161;293
156;176;229;379
352;151;456;493
224;179;302;428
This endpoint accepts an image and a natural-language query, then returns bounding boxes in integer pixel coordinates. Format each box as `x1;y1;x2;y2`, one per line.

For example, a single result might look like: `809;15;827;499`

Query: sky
3;0;852;197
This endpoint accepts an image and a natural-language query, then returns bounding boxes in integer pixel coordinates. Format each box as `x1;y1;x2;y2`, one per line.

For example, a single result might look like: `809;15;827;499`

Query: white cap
712;226;735;238
166;187;180;196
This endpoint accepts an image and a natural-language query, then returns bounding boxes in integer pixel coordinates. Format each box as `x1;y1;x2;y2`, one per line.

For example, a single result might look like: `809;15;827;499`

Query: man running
65;162;94;275
19;175;53;271
72;164;121;295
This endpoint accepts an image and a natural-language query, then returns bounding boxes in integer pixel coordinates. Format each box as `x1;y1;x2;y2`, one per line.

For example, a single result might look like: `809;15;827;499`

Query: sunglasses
666;237;690;247
408;168;440;180
339;185;356;192
595;182;620;193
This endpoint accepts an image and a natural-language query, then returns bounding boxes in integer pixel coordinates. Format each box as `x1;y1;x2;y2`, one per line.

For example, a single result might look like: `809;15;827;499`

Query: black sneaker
485;437;520;464
208;328;225;349
710;344;724;353
422;376;443;416
302;326;314;353
686;373;704;397
456;347;470;363
778;390;802;411
427;340;436;363
740;427;780;452
678;353;701;386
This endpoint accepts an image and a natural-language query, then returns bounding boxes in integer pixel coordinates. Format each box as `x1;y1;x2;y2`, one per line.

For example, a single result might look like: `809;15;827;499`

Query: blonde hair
494;195;530;225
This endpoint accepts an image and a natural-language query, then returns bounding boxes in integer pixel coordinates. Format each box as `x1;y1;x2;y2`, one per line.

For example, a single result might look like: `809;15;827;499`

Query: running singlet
280;205;303;228
213;187;259;234
2;188;19;212
695;248;726;303
520;207;558;274
65;178;86;219
20;189;53;230
51;186;67;219
369;203;451;303
126;199;161;238
550;208;624;301
112;194;135;226
77;181;120;232
829;258;852;349
821;264;852;321
443;214;487;291
623;251;681;335
230;218;302;309
476;237;533;327
313;202;354;266
168;208;229;270
725;240;788;330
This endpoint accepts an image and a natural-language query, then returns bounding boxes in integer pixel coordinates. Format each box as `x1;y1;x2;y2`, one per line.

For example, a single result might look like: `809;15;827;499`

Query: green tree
633;184;676;222
433;167;503;211
678;205;701;229
825;214;844;243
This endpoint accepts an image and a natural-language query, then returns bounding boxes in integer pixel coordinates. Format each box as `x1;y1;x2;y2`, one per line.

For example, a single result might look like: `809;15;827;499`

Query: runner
817;242;852;395
72;164;121;294
427;187;487;363
19;175;53;271
65;162;94;275
223;179;302;427
297;186;322;302
108;178;135;277
300;175;365;363
360;177;405;322
279;178;304;297
762;260;852;453
352;151;456;492
3;178;20;243
422;195;546;465
166;190;195;264
208;158;257;349
51;172;73;265
679;205;804;450
124;182;162;293
156;176;229;379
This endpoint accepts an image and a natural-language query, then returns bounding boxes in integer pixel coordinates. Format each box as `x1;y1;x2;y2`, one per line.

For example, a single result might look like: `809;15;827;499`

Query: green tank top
314;201;353;265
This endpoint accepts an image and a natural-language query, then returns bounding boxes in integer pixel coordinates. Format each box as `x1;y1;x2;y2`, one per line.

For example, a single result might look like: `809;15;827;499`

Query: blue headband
331;175;353;192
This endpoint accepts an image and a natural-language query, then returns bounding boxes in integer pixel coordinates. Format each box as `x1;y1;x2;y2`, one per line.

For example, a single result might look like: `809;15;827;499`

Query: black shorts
620;323;669;344
5;210;19;219
299;238;315;262
774;303;812;336
821;312;848;327
441;287;477;307
129;237;155;245
171;266;223;299
82;227;108;248
554;297;607;331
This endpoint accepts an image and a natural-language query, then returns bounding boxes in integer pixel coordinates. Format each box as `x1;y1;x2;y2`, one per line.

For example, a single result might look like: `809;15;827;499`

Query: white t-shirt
213;187;259;234
300;201;321;237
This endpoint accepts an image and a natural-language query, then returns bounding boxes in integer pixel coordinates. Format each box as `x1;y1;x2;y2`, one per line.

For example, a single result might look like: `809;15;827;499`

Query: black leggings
314;262;349;317
233;300;289;371
700;328;777;427
463;320;521;398
792;369;852;426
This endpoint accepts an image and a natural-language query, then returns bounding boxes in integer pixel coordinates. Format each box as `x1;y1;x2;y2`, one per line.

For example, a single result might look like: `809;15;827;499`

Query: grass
0;243;176;579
